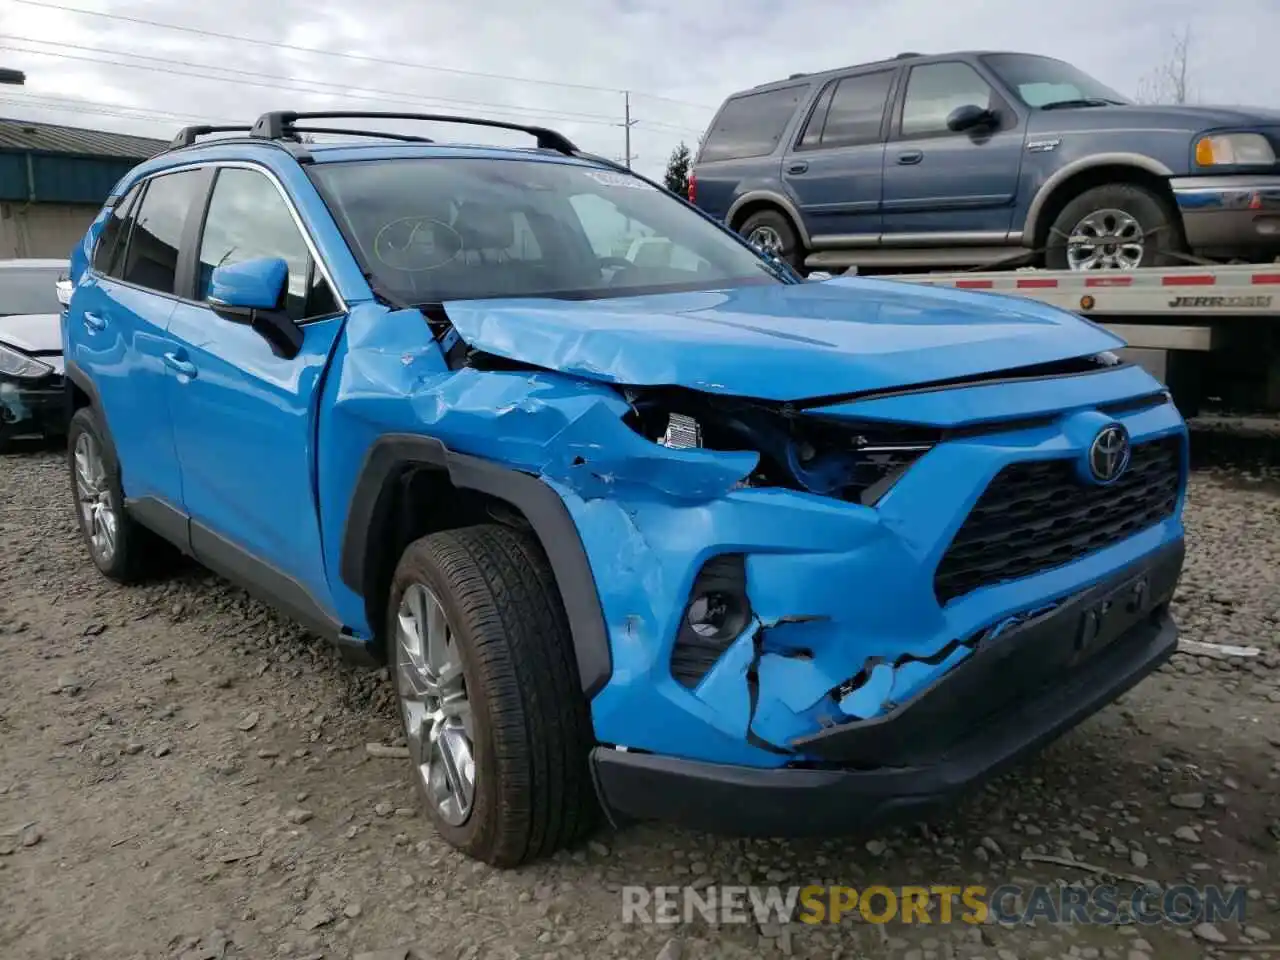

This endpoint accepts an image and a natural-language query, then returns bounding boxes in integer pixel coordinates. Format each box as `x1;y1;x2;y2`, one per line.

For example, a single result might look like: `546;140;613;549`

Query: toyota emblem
1088;424;1131;484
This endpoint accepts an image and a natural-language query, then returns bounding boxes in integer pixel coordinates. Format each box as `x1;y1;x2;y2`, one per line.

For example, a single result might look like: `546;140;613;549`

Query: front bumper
591;538;1182;837
0;373;66;443
1170;174;1280;256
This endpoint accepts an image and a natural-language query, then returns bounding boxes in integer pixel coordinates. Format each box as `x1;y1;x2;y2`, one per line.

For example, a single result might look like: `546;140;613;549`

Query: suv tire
67;406;174;583
386;523;598;867
1045;183;1184;271
739;208;804;270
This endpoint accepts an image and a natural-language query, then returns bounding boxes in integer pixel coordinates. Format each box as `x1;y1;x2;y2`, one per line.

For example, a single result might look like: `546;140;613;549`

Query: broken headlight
0;342;53;380
626;388;938;505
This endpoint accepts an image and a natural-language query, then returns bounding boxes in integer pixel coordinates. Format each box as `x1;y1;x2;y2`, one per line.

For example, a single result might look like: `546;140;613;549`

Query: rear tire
738;208;804;271
386;523;598;867
66;406;173;582
1045;183;1184;271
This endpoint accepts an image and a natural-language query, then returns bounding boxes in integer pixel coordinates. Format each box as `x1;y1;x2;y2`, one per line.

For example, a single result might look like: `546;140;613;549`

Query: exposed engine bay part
620;386;938;505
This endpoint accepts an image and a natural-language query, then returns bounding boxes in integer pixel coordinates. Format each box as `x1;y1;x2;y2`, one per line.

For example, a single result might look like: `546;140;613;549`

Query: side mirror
946;104;996;132
56;277;72;309
209;256;288;311
208;256;303;360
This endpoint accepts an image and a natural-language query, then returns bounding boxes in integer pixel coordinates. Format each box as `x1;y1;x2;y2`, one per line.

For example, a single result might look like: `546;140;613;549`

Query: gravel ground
1;433;1279;960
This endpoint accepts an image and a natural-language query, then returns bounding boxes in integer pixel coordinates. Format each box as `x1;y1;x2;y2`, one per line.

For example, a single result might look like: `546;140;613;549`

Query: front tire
66;406;169;582
1045;183;1183;271
386;524;598;867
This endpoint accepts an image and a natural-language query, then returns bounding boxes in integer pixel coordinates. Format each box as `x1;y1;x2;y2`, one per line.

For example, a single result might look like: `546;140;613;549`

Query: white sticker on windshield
584;170;653;190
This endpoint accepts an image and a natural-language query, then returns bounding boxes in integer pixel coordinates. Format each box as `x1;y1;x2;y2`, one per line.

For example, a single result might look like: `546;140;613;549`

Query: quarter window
699;85;808;162
120;169;205;295
196;167;337;322
900;62;997;138
93;182;143;279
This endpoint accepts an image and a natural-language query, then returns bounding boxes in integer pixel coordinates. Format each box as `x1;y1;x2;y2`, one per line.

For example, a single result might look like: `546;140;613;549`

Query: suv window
93;183;143;279
196;167;338;322
699;85;807;162
121;170;205;295
311;158;778;304
797;70;894;150
900;62;997;138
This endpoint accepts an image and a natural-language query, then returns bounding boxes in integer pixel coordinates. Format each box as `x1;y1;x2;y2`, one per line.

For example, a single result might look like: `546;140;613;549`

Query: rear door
68;168;210;521
780;68;897;242
881;59;1026;241
164;163;346;610
693;84;808;222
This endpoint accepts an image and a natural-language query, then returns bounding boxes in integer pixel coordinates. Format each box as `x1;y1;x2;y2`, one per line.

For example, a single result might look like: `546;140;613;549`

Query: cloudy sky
0;0;1277;177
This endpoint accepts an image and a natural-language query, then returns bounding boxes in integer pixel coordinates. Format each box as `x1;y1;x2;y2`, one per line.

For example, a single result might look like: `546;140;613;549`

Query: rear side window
799;70;895;149
92;183;143;279
121;169;206;295
699;85;807;162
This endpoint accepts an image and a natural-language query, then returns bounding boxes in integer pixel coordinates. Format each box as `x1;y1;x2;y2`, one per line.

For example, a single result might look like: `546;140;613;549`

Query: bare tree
1136;24;1194;104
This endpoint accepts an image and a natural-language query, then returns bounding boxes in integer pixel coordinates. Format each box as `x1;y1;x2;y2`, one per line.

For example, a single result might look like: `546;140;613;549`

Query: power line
13;0;716;111
0;93;232;127
0;37;706;138
0;42;636;132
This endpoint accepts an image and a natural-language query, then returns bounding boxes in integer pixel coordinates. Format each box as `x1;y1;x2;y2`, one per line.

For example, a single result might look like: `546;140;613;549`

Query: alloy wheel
73;432;117;565
1066;208;1145;270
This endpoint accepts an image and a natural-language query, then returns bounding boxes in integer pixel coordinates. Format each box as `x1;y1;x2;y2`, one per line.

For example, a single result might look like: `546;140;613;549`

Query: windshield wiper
1040;98;1124;110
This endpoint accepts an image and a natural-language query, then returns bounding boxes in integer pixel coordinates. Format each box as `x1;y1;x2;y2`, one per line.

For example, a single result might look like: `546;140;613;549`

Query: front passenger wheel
386;524;598;866
1045;183;1184;270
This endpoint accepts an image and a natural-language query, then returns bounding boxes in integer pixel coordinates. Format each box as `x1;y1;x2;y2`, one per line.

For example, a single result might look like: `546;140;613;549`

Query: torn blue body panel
311;294;1187;770
440;277;1124;403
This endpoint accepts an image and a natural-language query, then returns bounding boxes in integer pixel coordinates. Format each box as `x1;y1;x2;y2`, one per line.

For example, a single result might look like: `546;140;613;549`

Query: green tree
663;141;692;197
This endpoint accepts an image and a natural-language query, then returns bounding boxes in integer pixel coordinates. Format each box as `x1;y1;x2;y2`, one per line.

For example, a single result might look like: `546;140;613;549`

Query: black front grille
934;435;1182;604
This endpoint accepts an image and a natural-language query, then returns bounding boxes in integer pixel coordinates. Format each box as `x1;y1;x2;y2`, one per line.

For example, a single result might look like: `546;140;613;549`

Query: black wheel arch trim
340;434;613;698
64;361;116;458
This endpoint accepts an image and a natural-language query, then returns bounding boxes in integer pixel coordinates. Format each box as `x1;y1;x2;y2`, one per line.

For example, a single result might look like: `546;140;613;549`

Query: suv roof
739;49;1029;94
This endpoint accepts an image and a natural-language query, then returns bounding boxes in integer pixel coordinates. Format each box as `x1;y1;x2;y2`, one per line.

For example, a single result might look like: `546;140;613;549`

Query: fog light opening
686;590;750;642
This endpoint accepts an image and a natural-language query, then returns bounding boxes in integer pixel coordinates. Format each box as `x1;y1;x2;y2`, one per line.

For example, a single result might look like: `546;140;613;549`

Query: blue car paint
207;256;290;310
440;277;1124;402
63;136;1189;776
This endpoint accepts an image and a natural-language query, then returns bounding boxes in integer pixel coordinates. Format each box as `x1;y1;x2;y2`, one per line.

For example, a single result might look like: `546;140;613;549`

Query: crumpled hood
0;312;62;355
442;277;1123;402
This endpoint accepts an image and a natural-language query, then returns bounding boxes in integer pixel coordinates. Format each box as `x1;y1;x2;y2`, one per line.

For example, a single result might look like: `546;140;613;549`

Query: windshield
0;265;65;316
981;53;1130;108
310;157;784;304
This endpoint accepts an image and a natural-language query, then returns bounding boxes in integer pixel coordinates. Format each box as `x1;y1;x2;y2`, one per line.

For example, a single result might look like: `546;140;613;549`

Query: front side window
196;167;337;322
981;53;1130;108
699;85;808;162
121;169;205;295
900;62;997;138
310;157;782;305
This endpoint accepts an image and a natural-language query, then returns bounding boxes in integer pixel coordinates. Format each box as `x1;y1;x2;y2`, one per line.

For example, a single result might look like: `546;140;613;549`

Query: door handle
896;150;924;165
163;352;198;378
786;161;809;174
82;312;106;332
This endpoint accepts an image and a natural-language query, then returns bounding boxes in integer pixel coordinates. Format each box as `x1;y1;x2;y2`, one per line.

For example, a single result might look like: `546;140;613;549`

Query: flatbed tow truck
873;262;1280;417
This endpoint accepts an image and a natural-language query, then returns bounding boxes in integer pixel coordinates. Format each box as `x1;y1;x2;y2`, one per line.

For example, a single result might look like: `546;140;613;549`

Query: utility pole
621;90;638;169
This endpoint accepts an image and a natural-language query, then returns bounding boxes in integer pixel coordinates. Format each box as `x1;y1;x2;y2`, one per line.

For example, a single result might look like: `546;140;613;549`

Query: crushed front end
570;364;1187;836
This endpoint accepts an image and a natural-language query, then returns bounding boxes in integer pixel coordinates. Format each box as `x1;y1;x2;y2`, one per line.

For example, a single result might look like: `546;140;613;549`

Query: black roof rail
169;124;253;148
289;126;434;144
249;111;578;154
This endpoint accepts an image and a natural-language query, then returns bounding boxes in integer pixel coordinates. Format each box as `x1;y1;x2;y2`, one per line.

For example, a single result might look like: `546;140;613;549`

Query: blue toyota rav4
61;110;1189;866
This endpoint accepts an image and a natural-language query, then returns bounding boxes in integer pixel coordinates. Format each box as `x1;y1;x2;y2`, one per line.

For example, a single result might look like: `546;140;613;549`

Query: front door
163;165;346;609
881;60;1026;242
781;68;897;243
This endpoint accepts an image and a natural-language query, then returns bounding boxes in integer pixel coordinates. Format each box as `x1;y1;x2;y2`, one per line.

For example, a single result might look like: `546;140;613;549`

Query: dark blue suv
61;110;1188;866
692;51;1280;274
